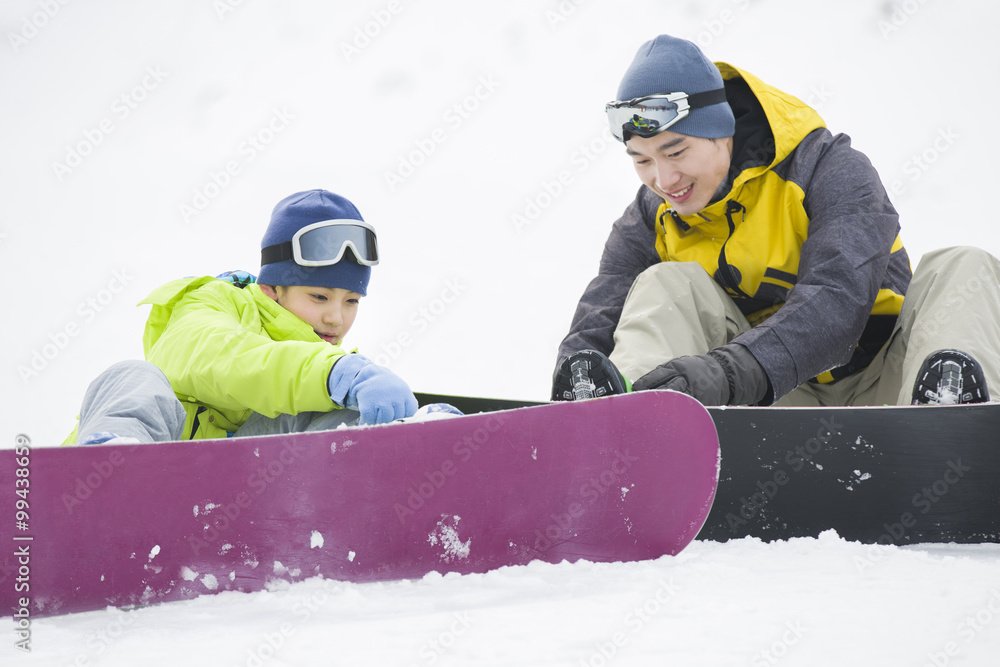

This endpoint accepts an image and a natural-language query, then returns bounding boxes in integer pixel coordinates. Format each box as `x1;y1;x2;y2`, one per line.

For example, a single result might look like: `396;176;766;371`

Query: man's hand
633;343;769;406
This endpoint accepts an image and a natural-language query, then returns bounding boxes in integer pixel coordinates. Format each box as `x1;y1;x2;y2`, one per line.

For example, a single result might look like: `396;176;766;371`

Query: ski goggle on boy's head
605;88;727;142
261;220;380;268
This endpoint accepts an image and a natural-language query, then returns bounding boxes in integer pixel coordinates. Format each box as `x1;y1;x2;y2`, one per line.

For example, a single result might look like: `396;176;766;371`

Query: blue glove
328;354;418;425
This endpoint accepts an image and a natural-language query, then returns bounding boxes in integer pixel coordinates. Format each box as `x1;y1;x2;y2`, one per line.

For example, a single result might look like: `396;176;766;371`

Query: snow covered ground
12;536;1000;666
4;0;1000;664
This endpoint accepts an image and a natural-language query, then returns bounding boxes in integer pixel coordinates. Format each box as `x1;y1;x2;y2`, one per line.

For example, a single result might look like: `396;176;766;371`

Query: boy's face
260;284;360;345
625;131;733;216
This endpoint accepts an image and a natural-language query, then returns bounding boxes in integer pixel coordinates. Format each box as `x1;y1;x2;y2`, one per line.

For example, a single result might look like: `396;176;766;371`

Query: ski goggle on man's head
605;88;727;142
261;220;379;268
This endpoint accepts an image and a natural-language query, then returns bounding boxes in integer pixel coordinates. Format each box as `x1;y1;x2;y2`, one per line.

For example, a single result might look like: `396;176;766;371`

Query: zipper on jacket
668;209;690;231
716;200;753;300
189;406;206;439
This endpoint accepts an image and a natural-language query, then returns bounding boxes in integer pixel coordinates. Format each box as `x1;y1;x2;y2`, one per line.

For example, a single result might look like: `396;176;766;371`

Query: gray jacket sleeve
735;129;904;400
553;186;662;380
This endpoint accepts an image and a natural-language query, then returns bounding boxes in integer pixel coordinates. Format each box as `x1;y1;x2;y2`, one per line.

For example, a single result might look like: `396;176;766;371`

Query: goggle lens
297;223;379;266
607;94;687;142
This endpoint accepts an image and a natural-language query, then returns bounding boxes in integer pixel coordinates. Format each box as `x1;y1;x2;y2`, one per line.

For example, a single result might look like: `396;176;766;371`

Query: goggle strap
261;242;294;266
685;87;728;110
260;239;376;267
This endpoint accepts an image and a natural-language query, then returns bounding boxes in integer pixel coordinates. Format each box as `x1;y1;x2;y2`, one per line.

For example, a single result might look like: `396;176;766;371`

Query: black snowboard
416;394;1000;545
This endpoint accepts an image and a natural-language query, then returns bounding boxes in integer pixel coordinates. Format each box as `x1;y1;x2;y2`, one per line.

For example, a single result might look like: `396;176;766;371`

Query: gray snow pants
608;246;1000;406
76;359;358;444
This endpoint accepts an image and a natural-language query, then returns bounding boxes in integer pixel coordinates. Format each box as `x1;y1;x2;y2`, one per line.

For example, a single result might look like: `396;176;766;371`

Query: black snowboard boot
911;349;991;405
552;350;631;401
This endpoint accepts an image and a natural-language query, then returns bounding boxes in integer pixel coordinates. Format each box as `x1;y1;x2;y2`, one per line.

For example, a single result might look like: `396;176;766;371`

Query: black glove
632;343;770;406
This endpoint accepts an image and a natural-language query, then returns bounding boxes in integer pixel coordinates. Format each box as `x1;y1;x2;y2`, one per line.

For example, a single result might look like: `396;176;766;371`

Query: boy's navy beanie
259;189;372;296
616;35;735;140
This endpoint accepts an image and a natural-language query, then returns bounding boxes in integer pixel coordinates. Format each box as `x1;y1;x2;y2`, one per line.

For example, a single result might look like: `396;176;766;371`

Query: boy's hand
328;354;418;425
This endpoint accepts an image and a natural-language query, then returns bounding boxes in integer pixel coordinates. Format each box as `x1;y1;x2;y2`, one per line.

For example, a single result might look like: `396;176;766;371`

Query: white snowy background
4;0;1000;665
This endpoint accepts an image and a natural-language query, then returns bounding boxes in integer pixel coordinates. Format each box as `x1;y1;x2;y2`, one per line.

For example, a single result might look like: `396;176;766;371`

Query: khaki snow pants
608;246;1000;406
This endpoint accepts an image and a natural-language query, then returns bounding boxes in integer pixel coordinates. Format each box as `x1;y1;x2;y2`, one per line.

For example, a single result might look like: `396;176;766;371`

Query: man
552;35;1000;407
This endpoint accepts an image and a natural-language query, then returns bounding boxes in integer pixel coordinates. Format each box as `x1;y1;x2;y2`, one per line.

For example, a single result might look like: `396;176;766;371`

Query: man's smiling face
626;130;733;215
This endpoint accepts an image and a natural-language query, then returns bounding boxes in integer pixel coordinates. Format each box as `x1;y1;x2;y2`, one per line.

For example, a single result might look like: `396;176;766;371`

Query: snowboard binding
911;349;990;405
552;350;631;401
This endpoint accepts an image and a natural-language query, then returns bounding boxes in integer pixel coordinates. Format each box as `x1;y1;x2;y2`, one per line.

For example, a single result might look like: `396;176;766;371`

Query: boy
70;189;418;445
553;35;1000;407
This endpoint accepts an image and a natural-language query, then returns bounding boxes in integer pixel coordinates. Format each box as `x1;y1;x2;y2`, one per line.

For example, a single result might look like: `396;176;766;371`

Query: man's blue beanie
616;35;735;139
258;189;372;296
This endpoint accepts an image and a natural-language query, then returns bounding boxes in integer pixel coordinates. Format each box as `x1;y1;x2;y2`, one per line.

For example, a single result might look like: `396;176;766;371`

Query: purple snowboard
2;391;718;617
